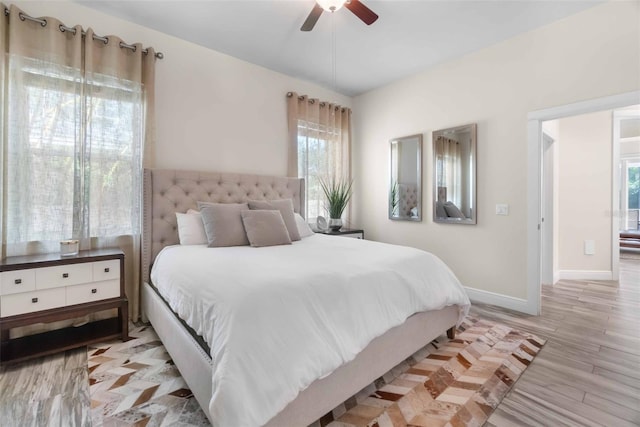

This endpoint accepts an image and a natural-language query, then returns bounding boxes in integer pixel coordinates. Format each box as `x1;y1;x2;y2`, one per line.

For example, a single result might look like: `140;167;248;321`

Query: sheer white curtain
435;135;462;208
0;4;157;323
286;92;351;222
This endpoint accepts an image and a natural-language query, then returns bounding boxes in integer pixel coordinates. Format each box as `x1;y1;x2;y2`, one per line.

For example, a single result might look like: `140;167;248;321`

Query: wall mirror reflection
433;123;477;224
389;134;422;221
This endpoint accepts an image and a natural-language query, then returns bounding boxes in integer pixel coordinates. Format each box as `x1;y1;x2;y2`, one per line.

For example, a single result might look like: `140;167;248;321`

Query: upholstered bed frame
141;168;458;426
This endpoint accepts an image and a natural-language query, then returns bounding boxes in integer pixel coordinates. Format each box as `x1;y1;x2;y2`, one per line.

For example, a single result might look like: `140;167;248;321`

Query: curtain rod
286;92;348;111
4;8;164;59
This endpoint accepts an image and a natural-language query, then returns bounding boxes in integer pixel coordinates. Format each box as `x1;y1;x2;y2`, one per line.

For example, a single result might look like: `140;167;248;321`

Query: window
6;59;142;244
297;120;340;220
286;93;351;222
623;159;640;230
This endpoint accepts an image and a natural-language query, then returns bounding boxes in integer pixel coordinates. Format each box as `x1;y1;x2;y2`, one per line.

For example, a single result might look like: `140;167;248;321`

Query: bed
141;168;470;427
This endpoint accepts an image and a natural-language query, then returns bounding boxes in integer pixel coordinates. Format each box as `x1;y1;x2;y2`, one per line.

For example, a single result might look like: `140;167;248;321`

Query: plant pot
328;218;343;231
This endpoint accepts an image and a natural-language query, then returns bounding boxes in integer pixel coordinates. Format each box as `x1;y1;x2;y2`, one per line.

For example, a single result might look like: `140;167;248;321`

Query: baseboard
552;272;560;285
464;287;536;315
557;270;613;281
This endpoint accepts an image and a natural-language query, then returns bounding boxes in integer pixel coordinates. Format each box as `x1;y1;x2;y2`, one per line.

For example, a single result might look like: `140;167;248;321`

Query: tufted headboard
142;169;305;284
399;184;418;217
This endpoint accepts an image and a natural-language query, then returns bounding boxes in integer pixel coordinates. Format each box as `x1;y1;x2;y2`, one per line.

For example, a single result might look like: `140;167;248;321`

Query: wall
13;1;351;177
353;1;640;301
557;111;613;275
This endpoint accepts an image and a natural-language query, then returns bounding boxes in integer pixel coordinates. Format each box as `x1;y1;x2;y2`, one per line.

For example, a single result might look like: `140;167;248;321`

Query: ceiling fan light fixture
316;0;347;12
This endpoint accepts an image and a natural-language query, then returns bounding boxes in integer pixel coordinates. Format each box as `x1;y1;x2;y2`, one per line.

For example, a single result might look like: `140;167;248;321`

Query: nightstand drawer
1;288;66;317
66;280;120;305
36;263;93;290
0;269;36;295
92;260;120;282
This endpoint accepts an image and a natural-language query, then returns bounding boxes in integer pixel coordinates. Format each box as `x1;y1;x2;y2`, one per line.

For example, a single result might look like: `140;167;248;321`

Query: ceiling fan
301;0;379;32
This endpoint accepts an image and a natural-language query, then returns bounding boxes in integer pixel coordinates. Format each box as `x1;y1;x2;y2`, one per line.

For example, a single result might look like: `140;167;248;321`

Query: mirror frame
432;123;477;225
389;134;422;222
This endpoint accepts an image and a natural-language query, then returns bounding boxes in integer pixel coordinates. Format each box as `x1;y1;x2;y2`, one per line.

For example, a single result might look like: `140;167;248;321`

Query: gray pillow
241;210;292;248
198;203;250;247
444;201;466;219
247;199;301;241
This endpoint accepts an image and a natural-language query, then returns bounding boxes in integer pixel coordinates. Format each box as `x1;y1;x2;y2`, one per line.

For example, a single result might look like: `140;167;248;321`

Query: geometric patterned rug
313;317;546;427
88;325;210;427
88;318;545;427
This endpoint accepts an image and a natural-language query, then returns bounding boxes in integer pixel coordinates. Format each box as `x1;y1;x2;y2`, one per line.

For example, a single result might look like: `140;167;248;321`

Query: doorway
525;91;640;316
617;110;640;259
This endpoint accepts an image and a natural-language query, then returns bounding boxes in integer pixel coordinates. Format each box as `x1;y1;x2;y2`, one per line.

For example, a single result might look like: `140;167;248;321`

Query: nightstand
0;248;129;364
316;228;364;239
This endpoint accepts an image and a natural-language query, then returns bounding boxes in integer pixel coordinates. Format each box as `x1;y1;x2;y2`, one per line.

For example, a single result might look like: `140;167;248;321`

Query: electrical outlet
584;240;595;255
496;204;509;215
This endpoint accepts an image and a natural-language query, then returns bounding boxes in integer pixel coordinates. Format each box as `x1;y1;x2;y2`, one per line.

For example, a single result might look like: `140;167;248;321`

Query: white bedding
150;234;470;427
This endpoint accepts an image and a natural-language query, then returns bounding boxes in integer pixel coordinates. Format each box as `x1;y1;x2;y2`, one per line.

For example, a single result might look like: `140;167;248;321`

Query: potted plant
389;180;399;217
320;177;353;231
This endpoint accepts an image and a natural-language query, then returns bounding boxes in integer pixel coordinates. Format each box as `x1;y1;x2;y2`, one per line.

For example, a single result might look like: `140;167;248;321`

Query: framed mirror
389;134;422;221
433;123;477;224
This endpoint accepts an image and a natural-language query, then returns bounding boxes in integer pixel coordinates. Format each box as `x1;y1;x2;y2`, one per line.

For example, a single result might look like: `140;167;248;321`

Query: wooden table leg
119;299;129;341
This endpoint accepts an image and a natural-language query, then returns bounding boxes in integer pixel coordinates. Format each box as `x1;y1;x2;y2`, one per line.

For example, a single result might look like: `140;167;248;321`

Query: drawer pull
62;273;69;278
91;288;97;294
14;279;22;284
32;297;38;303
104;267;110;273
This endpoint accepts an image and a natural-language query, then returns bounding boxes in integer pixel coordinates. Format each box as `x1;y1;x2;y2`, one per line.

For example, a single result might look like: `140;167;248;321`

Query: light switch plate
584;240;595;255
496;204;509;215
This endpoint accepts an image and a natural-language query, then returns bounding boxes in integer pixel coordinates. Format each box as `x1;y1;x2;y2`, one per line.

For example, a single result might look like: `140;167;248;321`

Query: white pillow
176;211;207;245
295;213;315;238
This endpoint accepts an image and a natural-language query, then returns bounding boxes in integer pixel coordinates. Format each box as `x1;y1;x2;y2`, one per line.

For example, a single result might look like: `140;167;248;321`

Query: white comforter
151;234;470;427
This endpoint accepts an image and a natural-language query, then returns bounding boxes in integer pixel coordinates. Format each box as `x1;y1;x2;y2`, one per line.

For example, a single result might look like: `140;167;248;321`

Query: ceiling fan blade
301;4;324;31
345;0;378;25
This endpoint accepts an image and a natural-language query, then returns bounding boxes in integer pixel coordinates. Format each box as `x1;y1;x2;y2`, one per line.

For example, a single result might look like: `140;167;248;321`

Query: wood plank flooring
0;258;638;426
0;347;91;426
476;257;640;427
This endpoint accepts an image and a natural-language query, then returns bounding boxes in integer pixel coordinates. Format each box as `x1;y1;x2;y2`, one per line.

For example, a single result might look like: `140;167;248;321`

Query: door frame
540;131;555;286
526;90;639;316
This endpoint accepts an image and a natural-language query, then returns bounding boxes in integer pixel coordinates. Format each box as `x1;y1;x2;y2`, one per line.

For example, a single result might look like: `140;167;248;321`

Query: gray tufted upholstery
398;184;418;217
142;169;305;284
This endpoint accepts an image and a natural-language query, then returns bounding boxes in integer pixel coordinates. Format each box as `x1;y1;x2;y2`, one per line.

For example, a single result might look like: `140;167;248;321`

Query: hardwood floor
0;347;90;426
0;258;638;426
474;257;640;427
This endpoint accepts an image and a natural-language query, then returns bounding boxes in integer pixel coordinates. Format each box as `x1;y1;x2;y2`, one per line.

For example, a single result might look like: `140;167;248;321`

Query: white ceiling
78;0;602;96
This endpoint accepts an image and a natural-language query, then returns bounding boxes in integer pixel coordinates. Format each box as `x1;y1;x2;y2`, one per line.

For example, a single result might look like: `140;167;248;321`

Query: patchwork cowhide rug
88;317;545;427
